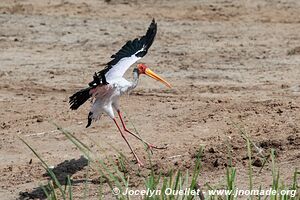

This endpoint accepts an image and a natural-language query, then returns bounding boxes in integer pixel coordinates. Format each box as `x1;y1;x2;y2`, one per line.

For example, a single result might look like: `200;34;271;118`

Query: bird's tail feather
86;111;102;128
86;112;93;128
69;87;91;110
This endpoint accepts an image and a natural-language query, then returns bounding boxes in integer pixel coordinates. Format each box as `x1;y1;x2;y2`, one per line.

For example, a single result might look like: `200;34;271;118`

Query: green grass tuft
19;122;299;200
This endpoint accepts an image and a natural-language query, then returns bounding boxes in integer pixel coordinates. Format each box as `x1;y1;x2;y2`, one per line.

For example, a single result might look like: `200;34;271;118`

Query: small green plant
19;137;71;200
19;122;299;200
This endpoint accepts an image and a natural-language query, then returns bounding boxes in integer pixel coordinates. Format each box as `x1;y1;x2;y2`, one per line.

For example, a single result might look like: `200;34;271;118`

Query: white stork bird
69;19;171;166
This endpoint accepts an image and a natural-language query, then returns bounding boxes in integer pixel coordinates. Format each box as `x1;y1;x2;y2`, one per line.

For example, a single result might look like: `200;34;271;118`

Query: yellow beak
145;68;172;88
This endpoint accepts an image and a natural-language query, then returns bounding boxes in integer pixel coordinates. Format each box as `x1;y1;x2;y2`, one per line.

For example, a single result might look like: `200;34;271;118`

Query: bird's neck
129;69;139;90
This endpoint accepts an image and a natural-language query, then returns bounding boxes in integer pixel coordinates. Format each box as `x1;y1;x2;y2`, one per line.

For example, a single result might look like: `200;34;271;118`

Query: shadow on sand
18;156;89;200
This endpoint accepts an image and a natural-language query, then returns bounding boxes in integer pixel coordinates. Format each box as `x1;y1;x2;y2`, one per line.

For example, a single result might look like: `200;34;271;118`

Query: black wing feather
105;18;156;70
89;19;157;87
109;19;156;60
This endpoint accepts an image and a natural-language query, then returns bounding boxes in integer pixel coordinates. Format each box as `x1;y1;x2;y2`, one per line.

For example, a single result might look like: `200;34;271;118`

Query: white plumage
105;55;141;82
89;77;135;120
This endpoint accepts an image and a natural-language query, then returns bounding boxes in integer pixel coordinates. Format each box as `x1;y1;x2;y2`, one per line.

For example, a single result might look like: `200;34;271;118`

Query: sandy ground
0;0;300;199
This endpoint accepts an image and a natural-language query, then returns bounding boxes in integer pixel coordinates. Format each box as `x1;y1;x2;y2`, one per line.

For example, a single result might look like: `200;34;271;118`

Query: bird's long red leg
117;110;165;152
113;118;143;167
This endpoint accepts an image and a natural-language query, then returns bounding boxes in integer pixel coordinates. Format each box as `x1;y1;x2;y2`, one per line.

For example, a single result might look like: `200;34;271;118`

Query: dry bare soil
0;0;300;199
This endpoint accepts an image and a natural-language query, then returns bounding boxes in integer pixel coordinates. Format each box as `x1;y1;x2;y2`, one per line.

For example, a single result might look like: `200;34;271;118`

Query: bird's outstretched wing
89;19;157;86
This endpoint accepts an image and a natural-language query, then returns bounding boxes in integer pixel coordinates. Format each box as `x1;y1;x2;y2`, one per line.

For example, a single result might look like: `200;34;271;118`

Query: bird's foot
146;144;167;154
136;158;144;167
147;144;167;150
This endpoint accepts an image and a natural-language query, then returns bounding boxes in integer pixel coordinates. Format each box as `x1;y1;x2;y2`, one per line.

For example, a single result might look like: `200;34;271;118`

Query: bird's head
137;63;171;88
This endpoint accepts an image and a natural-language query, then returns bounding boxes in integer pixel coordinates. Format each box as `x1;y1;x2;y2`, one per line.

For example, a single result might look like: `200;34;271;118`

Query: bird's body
69;19;171;166
89;74;138;121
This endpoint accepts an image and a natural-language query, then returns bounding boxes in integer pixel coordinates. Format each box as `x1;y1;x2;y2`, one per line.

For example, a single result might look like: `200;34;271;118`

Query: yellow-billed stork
69;19;171;166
